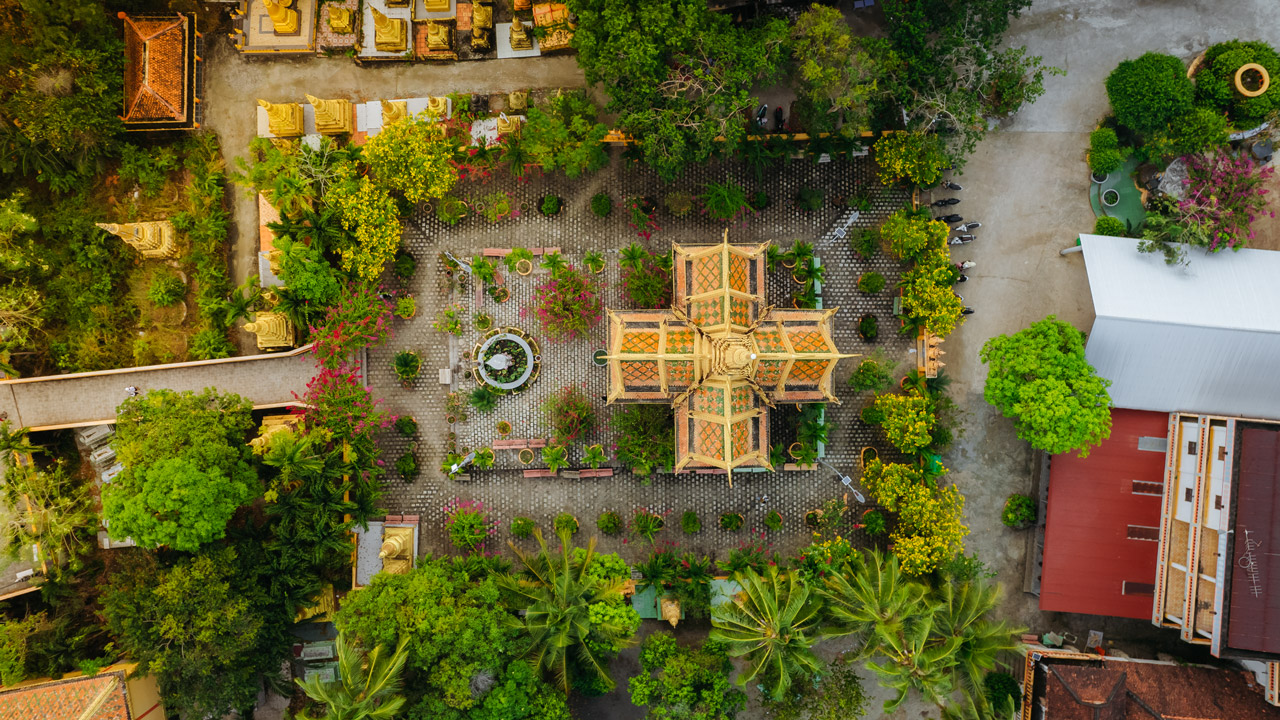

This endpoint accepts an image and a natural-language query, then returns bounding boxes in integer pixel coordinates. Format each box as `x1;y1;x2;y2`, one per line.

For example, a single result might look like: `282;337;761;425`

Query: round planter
518;448;535;464
1101;189;1120;207
1235;62;1271;97
805;510;822;528
497;421;512;437
1091;172;1109;184
588;262;605;274
788;442;803;459
515;259;533;276
490;286;511;303
446;414;457;424
791;271;806;285
592;349;609;366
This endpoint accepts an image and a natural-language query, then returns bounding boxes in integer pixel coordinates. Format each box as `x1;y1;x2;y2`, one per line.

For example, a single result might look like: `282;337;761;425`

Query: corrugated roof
1039;660;1280;719
1227;424;1280;655
1040;409;1168;619
1081;235;1280;420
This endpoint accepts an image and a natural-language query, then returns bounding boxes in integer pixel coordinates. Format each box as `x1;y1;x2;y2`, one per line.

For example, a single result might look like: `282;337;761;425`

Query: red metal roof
1227;424;1280;654
1040;409;1168;619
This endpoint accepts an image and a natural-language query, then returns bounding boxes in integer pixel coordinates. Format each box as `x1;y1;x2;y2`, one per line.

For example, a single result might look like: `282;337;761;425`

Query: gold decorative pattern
754;329;786;353
693;386;724;415
755;361;785;386
696;419;724;461
690;298;723;326
620;331;659;354
666;329;694;353
728;254;749;292
788;330;829;353
667;361;694;385
732;419;752;459
622;361;659;384
731;385;754;414
729;297;751;326
788;359;828;384
693;255;722;293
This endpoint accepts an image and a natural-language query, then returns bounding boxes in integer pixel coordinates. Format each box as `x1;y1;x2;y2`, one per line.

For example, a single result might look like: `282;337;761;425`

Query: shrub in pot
597;511;623;535
394;415;418;436
763;510;782;532
511;516;536;538
862;509;886;536
1094;216;1126;236
1088;128;1125;176
857;271;886;294
591;192;613;217
394;350;421;386
1002;493;1037;529
396;451;418;480
681;510;701;535
540;195;563;216
664;191;693;217
554;512;579;535
719;512;744;531
858;314;879;341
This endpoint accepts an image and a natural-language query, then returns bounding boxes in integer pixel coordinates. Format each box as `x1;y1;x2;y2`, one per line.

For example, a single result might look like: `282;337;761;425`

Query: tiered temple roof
604;233;854;482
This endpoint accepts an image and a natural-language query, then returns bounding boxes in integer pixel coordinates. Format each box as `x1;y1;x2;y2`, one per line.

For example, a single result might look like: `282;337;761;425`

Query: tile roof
1042;661;1280;720
0;671;130;720
122;14;190;123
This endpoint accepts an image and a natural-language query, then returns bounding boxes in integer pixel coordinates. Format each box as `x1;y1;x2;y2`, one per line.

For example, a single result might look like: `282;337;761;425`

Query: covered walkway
0;346;316;431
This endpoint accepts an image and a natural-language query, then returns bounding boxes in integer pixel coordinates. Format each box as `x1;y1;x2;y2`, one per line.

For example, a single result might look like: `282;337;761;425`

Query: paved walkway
0;346;315;430
198;34;589;297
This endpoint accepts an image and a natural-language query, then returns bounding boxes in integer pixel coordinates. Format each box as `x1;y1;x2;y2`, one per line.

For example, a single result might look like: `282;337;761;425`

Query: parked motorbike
937;214;963;224
953;222;981;232
940;181;963;191
961;307;976;315
948;235;975;245
956;260;976;270
931;197;960;207
774;106;785;132
755;104;769;132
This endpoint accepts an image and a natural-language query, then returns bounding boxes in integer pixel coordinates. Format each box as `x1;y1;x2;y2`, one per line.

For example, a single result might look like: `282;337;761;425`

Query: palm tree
619;243;648;272
581;444;607;470
865;602;959;711
822;550;929;647
296;631;409;720
270;173;316;218
223;275;264;327
710;566;825;701
540;251;568;275
934;577;1025;695
499;529;629;694
261;430;324;491
542;445;568;473
941;692;1017;720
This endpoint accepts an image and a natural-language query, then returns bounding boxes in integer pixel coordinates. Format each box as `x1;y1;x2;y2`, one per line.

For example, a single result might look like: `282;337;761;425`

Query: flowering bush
294;362;392;447
874;132;947;187
621;251;672;309
526;266;602;341
362;118;458;204
900;260;965;337
880;208;950;263
860;459;968;575
792;535;857;580
310;283;394;369
612;405;675;476
443;498;497;551
873;389;936;455
626;197;661;239
1179;151;1275;251
541;386;597;444
328;175;402;282
433;304;465;335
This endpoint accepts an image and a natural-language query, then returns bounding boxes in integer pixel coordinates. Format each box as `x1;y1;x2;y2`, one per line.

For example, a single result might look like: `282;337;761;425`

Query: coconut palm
934;577;1025;695
260;430;324;488
865;600;959;711
223;274;264;326
499;529;629;694
941;692;1018;720
0;464;93;571
295;631;409;720
821;549;930;648
0;420;41;457
472;448;495;470
469;386;499;413
710;566;825;701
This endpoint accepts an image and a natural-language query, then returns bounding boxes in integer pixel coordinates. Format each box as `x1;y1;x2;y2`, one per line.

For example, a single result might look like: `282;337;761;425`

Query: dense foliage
629;632;745;719
1105;52;1195;135
860;460;968;575
104;389;259;551
362;117;458;204
1196;40;1280;124
522;90;610;177
980;316;1113;457
612;405;676;476
528;266;603;341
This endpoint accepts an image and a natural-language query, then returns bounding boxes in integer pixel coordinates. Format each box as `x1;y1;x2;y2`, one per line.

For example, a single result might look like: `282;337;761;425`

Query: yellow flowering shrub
327;172;401;282
880;209;950;262
362;118;457;205
874;131;948;188
900;258;965;337
873;390;935;455
860;459;969;575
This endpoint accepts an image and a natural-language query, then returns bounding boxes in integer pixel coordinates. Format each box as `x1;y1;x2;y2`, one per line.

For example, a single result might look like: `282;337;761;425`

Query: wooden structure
120;13;202;131
603;233;854;483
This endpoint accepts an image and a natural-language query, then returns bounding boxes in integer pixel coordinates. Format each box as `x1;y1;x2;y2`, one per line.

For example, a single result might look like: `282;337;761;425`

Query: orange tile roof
122;14;189;123
0;672;129;720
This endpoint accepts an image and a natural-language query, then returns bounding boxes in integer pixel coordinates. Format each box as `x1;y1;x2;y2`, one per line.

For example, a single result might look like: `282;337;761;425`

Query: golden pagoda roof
604;233;856;482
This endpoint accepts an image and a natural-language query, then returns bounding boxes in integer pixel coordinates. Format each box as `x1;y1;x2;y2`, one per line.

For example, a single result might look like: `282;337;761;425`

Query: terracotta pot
788;442;803;459
516;259;533;276
519;448;535;464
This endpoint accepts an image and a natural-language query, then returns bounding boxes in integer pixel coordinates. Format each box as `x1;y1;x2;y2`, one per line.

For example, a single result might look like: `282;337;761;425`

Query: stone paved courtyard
367;151;916;562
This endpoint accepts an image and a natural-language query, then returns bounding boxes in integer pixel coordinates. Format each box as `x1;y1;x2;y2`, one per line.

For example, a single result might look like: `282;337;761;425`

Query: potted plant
511;516;536;538
857;272;885;294
1002;493;1037;529
763;509;783;532
597;511;623;535
394;350;421;387
487;285;511;303
582;444;607;469
591;192;613;217
858;314;878;341
795;186;824;211
396;450;418;481
632;509;665;542
436;197;469;225
474;312;493;331
664;191;693;217
719;512;744;531
504;247;535;274
395;295;417;319
496;420;512;437
862;509;886;536
805;509;822;528
749;190;770;211
542;444;569;473
681;510;701;534
788;441;803;459
554;512;579;535
393;249;417;284
473;447;496;470
584;251;605;274
518;448;535;464
540;195;563;216
1101;188;1120;207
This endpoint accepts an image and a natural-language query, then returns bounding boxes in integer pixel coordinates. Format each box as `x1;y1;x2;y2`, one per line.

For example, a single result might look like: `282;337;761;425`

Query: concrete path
0;346;316;430
939;0;1280;651
198;34;589;293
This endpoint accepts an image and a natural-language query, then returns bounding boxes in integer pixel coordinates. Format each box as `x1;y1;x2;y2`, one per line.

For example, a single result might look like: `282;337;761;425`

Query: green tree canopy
629;631;745;719
296;631;410;720
521;90;609;178
1104;52;1194;135
980;316;1113;457
101;547;281;718
567;0;787;180
790;5;897;135
104;388;259;551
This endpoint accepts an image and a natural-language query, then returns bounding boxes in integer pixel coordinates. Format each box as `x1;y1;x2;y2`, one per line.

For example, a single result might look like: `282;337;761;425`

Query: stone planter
1091;171;1109;184
519;448;535;464
1101;189;1120;207
516;259;533;276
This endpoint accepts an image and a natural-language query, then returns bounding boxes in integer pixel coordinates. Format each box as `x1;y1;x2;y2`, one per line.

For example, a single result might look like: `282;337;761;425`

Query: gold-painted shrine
604;233;854;482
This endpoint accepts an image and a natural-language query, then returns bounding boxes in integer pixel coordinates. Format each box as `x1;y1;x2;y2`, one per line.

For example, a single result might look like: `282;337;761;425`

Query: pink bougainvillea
522;266;602;342
310;283;394;368
1180;151;1276;251
293;361;393;445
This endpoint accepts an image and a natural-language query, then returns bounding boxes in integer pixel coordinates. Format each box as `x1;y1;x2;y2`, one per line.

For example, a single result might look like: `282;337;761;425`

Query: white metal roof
1080;235;1280;420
